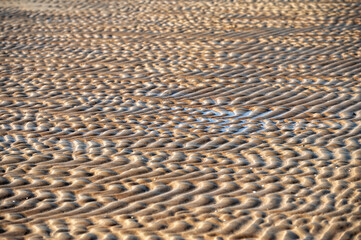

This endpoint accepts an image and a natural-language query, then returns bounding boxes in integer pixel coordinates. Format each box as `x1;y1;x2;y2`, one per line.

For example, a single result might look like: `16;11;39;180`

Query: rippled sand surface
1;0;361;239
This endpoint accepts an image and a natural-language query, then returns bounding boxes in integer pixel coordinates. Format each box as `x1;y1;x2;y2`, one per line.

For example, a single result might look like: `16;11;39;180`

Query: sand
0;0;361;239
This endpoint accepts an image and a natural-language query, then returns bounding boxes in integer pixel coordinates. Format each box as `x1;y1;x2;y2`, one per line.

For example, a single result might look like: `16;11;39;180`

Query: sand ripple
1;0;361;239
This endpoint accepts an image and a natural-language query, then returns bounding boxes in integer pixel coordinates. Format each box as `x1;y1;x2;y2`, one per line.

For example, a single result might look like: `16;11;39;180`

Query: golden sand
0;0;361;239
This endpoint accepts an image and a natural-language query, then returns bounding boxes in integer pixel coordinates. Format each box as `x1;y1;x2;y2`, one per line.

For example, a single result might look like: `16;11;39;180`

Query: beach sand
0;0;361;239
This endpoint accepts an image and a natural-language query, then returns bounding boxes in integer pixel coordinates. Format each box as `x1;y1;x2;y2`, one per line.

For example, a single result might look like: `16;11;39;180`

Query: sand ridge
1;0;361;239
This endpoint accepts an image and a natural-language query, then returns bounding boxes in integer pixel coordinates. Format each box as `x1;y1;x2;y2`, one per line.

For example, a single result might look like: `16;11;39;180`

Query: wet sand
1;0;361;239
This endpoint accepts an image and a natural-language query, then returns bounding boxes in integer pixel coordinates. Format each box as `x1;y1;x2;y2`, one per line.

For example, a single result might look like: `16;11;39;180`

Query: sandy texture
1;0;361;239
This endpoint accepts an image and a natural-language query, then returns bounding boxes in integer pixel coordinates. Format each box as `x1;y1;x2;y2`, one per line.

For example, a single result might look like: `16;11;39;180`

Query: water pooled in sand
0;0;361;239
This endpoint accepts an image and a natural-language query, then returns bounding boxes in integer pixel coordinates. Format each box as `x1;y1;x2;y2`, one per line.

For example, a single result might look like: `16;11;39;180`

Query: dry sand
1;0;361;239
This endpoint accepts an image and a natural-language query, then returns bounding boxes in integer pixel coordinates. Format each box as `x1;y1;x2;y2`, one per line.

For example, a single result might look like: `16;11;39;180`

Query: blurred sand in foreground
0;0;361;239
